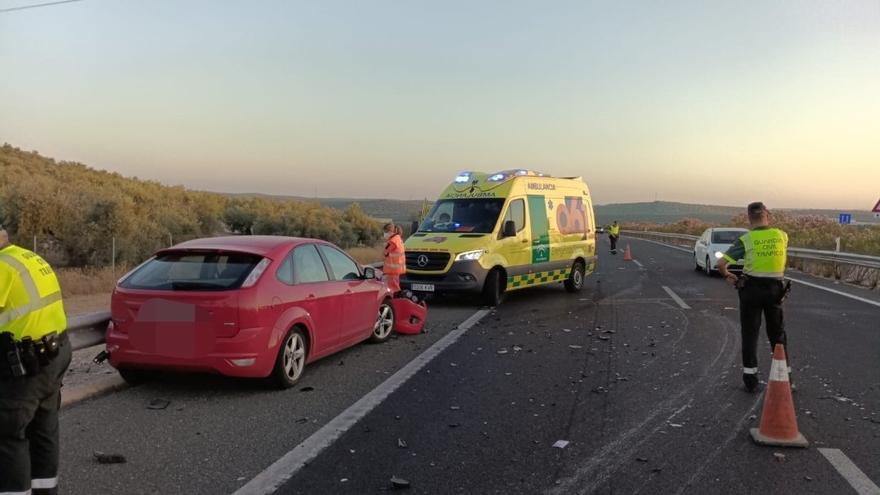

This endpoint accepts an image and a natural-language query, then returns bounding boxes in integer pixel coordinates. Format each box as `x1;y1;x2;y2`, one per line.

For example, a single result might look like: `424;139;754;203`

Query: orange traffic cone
749;344;808;448
623;244;633;261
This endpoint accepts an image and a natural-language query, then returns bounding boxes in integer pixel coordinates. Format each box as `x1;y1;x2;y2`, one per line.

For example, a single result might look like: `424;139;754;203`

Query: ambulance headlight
714;251;724;259
455;250;485;262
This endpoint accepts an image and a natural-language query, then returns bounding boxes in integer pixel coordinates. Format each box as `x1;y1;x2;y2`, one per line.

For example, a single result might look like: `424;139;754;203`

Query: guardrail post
835;237;841;252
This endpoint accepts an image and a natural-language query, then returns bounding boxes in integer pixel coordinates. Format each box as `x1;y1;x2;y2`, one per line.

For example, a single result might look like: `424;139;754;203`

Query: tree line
0;144;384;267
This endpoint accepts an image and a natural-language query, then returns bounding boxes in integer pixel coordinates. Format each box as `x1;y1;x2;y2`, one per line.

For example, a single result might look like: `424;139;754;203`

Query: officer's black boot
743;373;758;393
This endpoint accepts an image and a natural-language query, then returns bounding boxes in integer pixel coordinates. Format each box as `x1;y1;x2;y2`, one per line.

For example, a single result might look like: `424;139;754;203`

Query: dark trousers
0;332;71;495
609;235;618;252
738;278;786;372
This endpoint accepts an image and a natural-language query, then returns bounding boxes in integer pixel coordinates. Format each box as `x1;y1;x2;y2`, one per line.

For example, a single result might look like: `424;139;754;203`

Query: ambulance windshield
418;199;505;234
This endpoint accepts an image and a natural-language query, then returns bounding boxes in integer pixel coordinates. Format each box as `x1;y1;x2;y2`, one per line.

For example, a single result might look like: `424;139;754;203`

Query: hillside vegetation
0;145;384;268
624;213;880;255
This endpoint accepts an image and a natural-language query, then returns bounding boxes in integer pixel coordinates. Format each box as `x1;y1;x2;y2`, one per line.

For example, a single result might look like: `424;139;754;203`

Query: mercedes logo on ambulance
417;254;430;267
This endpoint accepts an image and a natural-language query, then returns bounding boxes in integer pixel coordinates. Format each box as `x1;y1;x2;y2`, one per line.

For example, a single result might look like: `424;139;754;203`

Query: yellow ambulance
402;170;596;305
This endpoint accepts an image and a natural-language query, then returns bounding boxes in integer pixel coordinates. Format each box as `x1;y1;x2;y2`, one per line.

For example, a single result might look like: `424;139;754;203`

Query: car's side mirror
502;220;517;238
363;266;378;280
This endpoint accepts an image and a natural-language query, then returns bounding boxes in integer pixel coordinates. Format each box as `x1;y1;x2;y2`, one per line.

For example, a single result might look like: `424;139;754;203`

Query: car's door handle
307;294;316;300
345;289;353;295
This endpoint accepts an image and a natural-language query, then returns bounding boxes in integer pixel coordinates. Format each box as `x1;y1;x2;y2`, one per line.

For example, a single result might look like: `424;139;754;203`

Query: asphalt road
60;237;879;494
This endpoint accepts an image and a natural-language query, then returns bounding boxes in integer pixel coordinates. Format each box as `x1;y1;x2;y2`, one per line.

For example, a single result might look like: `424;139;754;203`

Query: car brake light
241;258;271;288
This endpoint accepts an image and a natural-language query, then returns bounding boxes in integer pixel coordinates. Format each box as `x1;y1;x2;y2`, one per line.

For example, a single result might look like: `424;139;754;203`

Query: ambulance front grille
406;252;450;271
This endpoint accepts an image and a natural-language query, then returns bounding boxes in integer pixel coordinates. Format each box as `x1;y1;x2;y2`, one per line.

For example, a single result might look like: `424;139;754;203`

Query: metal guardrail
621;230;880;269
68;311;110;351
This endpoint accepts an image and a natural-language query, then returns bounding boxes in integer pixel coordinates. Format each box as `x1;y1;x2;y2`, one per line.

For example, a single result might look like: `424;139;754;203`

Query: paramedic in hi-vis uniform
0;225;71;495
717;203;791;393
383;223;406;294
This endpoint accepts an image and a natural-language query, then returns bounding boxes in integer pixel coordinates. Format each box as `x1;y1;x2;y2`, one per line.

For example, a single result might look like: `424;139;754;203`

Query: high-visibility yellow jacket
0;244;67;341
722;227;788;278
609;224;620;236
384;234;406;275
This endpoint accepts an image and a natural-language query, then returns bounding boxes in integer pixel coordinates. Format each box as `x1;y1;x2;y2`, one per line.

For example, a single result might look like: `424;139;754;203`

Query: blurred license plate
411;284;435;292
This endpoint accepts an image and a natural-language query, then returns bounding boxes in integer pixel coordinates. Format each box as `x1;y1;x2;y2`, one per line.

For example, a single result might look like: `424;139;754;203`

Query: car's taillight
241;258;271;288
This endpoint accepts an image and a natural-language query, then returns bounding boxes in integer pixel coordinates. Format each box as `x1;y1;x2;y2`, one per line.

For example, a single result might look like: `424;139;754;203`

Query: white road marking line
787;277;880;309
629;238;880;309
632;259;644;269
662;285;691;310
234;309;492;495
818;448;880;495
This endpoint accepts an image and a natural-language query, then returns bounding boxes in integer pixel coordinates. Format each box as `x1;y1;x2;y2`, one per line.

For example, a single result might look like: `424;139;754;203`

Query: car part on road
391;298;427;335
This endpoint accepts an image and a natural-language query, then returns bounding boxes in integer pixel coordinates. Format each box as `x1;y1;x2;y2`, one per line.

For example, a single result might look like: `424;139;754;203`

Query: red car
106;236;394;388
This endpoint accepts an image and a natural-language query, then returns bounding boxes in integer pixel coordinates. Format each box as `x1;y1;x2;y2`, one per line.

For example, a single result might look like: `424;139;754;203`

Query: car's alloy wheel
371;301;394;342
272;329;307;389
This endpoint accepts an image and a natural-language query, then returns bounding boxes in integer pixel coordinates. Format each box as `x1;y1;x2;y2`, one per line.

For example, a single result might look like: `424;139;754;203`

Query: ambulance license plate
411;284;435;292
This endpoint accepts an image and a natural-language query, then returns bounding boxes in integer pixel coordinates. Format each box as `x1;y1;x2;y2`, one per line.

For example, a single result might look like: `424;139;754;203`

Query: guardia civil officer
608;221;620;254
0;224;71;495
717;203;791;393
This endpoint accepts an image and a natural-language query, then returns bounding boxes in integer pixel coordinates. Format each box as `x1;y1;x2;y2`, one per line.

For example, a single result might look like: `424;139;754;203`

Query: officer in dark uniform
717;203;791;393
1;225;71;495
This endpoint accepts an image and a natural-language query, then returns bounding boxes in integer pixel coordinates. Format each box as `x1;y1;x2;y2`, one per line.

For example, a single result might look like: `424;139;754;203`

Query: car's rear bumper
106;323;276;378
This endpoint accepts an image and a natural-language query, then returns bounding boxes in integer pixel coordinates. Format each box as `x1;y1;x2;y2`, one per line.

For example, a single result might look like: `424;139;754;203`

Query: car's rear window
120;251;264;291
712;231;745;244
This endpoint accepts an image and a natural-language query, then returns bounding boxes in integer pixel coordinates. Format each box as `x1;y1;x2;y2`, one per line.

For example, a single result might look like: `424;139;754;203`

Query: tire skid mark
548;306;736;495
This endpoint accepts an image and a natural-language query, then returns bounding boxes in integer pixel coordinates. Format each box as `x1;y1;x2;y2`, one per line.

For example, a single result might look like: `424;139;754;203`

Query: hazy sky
1;0;878;209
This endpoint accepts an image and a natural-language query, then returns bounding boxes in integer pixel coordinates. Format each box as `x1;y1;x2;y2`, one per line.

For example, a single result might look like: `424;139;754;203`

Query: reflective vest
741;228;788;278
0;244;67;341
384;235;406;275
609;224;620;236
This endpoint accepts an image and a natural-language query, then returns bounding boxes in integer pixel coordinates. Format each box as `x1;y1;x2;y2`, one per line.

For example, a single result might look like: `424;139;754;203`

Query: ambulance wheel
271;328;308;389
564;260;585;293
483;268;506;306
370;300;395;343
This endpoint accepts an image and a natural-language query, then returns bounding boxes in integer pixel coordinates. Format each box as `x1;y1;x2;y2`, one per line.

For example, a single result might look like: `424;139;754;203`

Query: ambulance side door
496;197;531;268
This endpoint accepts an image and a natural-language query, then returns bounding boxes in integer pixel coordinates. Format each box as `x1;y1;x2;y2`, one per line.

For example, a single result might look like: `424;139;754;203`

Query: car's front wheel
370;300;395;343
271;328;308;389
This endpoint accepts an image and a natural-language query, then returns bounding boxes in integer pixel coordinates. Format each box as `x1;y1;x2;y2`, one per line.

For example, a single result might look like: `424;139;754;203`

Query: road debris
390;476;411;489
300;386;315;392
295;418;309;424
497;349;509;355
450;406;461;411
773;452;786;462
398;438;408;448
636;457;648;463
568;345;583;349
146;399;170;410
552;440;570;449
93;452;127;464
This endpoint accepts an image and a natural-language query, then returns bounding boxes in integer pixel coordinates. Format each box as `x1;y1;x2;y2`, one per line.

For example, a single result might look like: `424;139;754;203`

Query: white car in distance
693;227;748;275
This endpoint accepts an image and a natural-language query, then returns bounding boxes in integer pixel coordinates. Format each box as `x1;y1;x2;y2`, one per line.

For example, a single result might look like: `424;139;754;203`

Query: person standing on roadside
608;221;621;254
717;202;792;393
383;223;406;294
0;224;72;495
